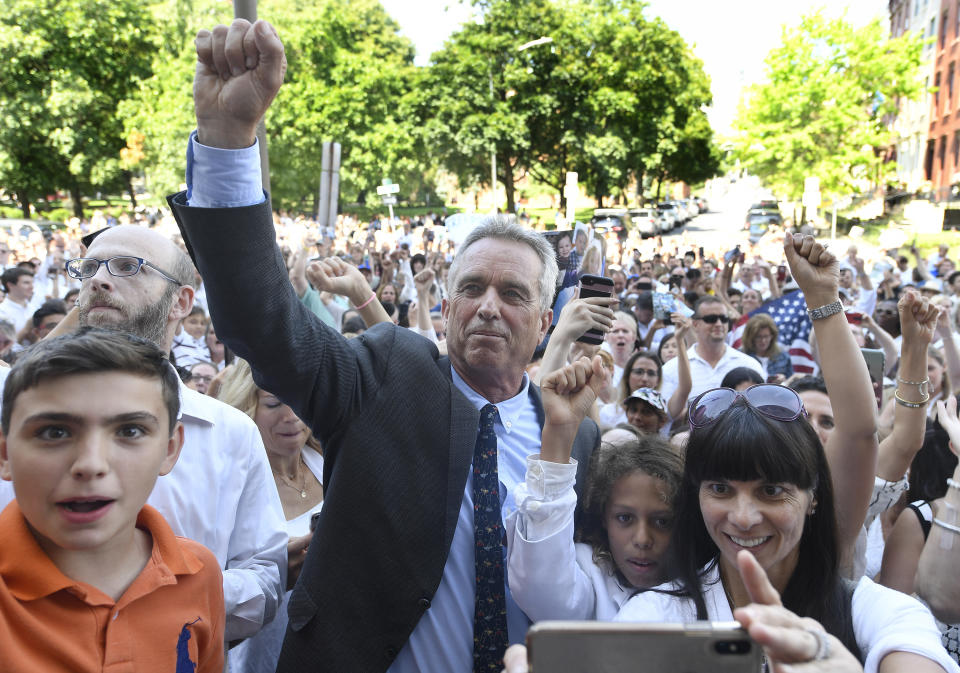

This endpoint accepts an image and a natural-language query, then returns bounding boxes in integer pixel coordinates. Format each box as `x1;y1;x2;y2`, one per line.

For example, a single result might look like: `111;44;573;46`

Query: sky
379;0;891;136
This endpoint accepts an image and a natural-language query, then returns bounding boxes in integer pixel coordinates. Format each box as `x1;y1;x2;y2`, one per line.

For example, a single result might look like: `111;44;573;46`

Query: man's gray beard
79;286;175;347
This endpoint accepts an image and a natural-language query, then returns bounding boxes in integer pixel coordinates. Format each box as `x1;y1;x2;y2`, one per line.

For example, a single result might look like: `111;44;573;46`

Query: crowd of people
2;17;960;673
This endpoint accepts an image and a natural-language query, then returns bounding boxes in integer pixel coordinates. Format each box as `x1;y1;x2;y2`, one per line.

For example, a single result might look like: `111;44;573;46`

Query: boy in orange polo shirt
0;328;224;672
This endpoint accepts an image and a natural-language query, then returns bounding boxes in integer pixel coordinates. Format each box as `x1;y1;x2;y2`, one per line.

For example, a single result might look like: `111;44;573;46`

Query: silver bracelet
933;518;960;535
806;299;843;321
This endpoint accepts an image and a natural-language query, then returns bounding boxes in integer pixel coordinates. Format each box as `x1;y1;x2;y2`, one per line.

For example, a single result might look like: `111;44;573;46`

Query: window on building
949;62;956;110
953;131;960;169
936;72;941;111
956;0;960;37
940;135;947;171
943;11;949;48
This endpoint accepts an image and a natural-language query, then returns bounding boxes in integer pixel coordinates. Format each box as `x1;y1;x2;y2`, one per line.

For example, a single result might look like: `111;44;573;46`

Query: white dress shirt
389;368;543;673
0;295;43;333
659;343;764;404
0;376;288;642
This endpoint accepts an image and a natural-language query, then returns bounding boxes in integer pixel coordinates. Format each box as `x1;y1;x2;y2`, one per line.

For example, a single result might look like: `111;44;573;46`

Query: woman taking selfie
615;235;956;673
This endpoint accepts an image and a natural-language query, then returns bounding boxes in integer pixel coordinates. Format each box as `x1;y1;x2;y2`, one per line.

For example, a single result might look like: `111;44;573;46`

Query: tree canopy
0;0;154;217
3;0;723;216
732;11;925;201
424;0;719;211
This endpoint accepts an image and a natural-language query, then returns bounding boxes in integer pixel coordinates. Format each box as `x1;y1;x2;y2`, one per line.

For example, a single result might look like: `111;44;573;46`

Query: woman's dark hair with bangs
668;402;861;659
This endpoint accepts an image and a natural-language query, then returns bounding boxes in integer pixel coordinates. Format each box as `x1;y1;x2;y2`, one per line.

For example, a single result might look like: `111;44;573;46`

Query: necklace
273;456;309;499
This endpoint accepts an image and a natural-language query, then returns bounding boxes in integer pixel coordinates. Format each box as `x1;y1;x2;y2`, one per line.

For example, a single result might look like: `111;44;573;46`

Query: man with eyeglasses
0;225;288;644
659;295;764;405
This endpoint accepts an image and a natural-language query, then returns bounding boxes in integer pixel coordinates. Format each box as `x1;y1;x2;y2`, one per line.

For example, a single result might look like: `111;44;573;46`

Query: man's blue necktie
472;403;508;672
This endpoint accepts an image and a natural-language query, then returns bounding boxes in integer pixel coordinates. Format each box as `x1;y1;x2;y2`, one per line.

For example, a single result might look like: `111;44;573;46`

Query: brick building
927;0;960;199
889;0;940;192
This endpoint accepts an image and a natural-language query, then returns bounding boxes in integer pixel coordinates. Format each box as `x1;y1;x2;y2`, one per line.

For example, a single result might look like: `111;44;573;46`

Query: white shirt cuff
186;130;265;208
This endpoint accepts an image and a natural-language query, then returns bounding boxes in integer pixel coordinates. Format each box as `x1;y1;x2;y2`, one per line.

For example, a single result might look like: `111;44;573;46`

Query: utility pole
234;0;271;195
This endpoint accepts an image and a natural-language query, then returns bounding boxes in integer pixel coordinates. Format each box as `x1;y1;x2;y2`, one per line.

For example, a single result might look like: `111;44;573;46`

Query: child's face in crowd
183;314;206;339
604;470;673;589
0;372;182;560
625;400;665;434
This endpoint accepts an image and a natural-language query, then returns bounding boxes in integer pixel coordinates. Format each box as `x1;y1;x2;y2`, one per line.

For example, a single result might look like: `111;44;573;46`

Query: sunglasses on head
688;384;807;429
694;314;730;324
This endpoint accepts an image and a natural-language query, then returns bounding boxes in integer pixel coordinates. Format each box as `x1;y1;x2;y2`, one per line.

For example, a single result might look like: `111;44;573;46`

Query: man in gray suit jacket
169;18;612;673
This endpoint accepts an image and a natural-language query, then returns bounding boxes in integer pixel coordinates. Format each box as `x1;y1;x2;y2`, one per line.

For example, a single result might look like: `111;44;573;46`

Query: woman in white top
217;359;324;673
616;235;956;673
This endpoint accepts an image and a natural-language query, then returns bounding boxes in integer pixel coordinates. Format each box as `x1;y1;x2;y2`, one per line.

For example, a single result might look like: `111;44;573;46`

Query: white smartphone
526;621;763;673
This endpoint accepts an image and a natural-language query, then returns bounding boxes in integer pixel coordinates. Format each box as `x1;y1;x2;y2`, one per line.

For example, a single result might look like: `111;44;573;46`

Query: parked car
743;208;783;231
668;200;691;224
656;203;681;229
627;208;659;237
590;208;631;241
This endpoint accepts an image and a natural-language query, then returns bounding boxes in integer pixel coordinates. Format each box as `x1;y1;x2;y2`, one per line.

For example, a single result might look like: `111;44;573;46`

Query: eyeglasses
630;368;658;378
688;384;807;429
65;256;181;285
190;374;214;384
694;314;730;324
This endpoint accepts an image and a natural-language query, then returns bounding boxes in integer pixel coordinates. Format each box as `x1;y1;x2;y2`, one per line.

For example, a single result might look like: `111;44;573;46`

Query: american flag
730;290;818;374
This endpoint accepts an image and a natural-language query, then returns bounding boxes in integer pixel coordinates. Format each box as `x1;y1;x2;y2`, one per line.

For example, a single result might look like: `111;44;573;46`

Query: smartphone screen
577;274;614;345
861;348;884;410
652;291;676;323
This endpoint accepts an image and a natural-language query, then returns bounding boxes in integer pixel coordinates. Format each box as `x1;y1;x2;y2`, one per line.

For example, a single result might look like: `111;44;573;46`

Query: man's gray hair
448;215;558;313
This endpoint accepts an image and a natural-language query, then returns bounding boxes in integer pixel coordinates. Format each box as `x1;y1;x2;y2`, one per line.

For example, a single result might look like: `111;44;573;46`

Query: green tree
0;0;154;217
265;0;426;211
424;0;564;213
733;11;925;201
425;0;717;211
120;0;233;201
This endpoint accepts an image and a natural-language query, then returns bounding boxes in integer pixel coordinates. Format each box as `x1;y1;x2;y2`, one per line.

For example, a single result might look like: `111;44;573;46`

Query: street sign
381;195;397;206
377;181;400;196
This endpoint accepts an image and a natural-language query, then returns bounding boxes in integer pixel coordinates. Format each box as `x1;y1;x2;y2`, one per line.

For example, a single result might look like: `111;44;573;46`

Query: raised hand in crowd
288;247;310;298
411;268;441;346
193;19;286;149
932;295;960;393
533;288;616;386
305;256;391;327
665;312;693;419
783;232;878;563
877;290;941;483
539;355;608;463
859;310;899;377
